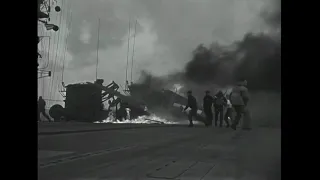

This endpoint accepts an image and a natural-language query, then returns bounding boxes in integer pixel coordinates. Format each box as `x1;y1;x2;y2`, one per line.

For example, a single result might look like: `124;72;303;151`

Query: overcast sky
38;0;279;106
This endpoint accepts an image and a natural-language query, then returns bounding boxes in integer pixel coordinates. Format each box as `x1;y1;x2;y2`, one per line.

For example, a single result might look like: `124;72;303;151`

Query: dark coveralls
213;94;227;127
38;98;51;122
184;95;198;126
203;95;214;126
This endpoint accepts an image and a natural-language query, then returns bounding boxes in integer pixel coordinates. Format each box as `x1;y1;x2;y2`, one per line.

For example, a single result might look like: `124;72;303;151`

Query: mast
130;19;137;84
125;19;131;90
95;18;100;80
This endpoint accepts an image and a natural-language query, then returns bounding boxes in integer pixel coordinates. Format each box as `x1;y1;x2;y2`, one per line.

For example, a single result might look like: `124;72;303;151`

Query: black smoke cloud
137;2;281;94
189;32;281;92
182;0;281;92
137;32;281;93
234;34;281;92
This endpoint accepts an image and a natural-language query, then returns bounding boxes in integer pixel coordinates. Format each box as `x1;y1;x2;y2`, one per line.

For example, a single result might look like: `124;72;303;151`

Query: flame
94;114;179;124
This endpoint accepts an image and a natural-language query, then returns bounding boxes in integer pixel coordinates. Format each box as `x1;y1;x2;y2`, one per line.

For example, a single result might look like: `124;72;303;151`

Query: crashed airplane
49;79;150;122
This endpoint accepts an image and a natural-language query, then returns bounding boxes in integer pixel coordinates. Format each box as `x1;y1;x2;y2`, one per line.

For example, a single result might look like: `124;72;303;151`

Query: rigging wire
39;34;44;65
48;0;64;106
60;3;72;96
39;22;51;70
38;26;46;67
55;3;68;91
42;37;51;69
38;20;46;97
38;36;51;69
38;27;45;95
42;29;47;96
61;8;72;84
130;19;137;84
45;5;60;102
95;18;101;80
55;0;72;104
51;0;68;105
57;0;70;75
38;3;52;99
125;19;131;88
42;72;45;96
38;22;51;70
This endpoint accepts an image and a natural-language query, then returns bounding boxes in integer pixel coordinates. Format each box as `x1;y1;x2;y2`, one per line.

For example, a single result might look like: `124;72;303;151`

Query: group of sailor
183;79;251;130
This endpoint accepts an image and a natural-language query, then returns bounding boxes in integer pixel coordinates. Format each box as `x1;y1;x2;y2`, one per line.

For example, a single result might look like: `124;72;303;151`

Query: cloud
79;20;92;44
